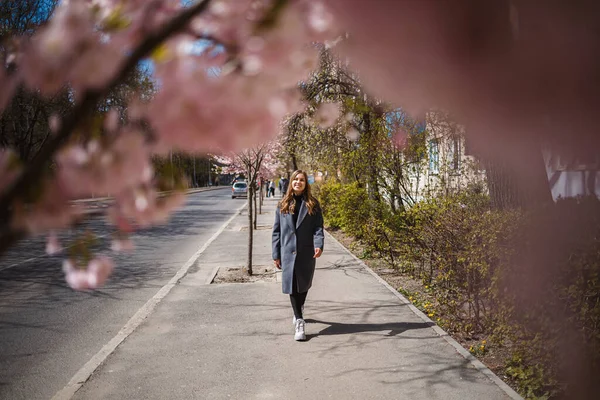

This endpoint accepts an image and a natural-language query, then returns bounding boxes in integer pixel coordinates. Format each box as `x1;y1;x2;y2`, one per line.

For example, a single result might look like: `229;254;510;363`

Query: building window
449;136;460;171
429;139;440;174
463;134;477;157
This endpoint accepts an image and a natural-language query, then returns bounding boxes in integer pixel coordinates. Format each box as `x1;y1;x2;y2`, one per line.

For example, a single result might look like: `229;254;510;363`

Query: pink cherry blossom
108;186;186;229
63;256;115;291
104;108;120;133
45;231;62;255
2;0;340;291
21;1;96;94
217;138;283;180
56;129;152;198
12;180;80;235
69;41;124;94
392;128;408;148
142;1;325;156
48;114;61;133
345;128;359;141
111;236;134;252
306;1;335;34
314;102;340;128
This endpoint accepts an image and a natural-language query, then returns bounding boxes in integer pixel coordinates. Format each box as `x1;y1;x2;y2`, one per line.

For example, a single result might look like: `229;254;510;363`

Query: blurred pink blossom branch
0;0;335;290
0;0;213;254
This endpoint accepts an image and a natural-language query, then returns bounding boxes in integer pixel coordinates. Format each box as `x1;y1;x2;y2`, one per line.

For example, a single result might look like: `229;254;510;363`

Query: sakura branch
0;0;214;254
0;0;337;289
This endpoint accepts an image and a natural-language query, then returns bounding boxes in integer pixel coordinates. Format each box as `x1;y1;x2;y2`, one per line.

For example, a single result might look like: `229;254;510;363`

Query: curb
324;230;523;400
206;266;221;285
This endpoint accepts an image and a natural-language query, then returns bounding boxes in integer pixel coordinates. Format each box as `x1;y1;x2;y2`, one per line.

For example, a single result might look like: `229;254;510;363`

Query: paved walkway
63;196;521;400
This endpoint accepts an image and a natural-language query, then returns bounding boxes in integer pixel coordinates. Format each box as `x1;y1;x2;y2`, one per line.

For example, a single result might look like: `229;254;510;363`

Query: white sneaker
292;306;305;325
294;319;306;341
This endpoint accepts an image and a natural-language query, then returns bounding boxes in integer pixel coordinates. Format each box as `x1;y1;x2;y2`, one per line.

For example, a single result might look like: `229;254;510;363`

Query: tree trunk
247;179;254;276
253;184;258;229
259;178;263;215
363;111;381;203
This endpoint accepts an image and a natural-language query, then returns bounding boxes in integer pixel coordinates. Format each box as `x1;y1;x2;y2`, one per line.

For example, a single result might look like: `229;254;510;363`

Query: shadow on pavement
326;357;483;391
305;319;434;340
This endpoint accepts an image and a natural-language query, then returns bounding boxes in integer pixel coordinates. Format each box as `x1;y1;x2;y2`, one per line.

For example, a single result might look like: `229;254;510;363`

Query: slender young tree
219;140;281;275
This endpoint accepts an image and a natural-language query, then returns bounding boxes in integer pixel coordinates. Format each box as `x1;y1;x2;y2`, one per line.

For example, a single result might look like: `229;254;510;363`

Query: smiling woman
272;170;324;341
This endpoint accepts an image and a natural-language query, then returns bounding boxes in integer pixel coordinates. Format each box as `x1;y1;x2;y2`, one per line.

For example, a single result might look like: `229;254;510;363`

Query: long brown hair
279;170;319;215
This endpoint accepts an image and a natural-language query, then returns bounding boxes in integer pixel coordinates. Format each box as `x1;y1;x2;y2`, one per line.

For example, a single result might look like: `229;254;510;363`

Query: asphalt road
0;187;242;400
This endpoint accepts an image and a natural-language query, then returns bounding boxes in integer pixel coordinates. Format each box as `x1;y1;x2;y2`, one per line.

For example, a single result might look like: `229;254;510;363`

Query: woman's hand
274;259;281;269
314;248;322;258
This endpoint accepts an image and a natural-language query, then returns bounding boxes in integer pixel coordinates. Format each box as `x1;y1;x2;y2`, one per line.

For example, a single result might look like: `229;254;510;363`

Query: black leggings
290;270;308;319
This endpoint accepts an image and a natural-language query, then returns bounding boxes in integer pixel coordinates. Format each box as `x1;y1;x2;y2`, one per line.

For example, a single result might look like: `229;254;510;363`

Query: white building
407;113;486;202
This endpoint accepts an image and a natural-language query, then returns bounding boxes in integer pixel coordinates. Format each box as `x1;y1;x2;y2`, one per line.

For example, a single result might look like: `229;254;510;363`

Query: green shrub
395;192;524;335
316;181;345;229
318;181;373;239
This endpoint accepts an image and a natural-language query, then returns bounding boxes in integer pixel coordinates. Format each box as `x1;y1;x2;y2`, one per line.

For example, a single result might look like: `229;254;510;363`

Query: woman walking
272;170;324;341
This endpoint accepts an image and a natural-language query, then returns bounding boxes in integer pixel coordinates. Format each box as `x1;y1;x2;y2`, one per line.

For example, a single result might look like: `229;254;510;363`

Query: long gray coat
272;200;324;294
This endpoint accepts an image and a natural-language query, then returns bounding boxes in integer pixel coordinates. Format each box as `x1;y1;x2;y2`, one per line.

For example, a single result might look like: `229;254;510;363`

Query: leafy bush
318;180;401;263
317;181;374;239
395;192;524;335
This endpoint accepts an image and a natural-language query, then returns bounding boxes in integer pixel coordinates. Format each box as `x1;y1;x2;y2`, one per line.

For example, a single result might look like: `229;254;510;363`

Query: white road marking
51;202;247;400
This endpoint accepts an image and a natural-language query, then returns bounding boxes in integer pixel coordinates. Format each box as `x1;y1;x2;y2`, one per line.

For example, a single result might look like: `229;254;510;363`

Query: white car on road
231;182;248;199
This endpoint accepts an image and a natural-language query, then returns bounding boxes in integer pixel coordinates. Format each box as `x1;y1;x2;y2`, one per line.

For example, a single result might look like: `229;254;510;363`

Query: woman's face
292;173;307;195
